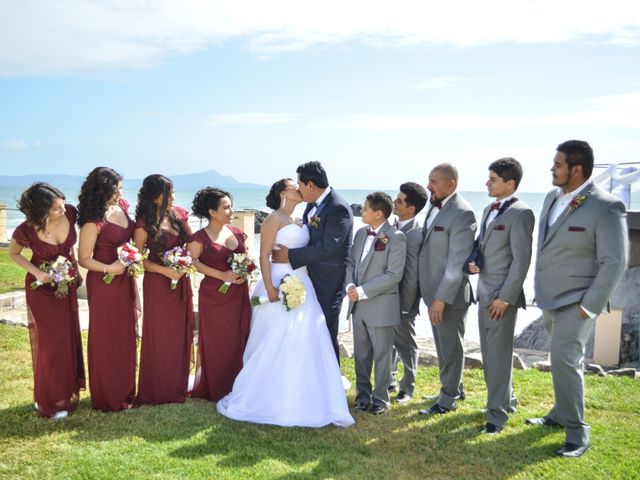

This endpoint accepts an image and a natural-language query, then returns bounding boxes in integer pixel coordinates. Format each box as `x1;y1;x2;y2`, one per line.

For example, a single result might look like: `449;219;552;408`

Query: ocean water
1;185;550;234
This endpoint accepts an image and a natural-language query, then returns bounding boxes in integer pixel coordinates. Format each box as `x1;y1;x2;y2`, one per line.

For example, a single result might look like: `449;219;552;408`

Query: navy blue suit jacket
289;188;353;306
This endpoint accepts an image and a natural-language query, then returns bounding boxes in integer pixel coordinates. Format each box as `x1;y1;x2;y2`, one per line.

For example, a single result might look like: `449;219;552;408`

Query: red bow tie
366;228;376;236
490;202;501;211
430;198;442;209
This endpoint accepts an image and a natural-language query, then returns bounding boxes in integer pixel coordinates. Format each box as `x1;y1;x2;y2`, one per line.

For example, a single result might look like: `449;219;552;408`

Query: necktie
430;198;442;209
308;202;317;208
490;202;501;211
366;228;376;236
393;220;399;229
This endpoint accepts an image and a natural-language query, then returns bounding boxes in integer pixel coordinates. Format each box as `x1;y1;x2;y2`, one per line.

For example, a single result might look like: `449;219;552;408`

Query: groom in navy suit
272;161;354;362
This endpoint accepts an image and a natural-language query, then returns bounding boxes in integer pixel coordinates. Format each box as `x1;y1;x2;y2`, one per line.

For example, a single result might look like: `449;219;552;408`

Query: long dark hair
17;182;66;231
135;174;189;256
77;167;122;226
266;178;291;210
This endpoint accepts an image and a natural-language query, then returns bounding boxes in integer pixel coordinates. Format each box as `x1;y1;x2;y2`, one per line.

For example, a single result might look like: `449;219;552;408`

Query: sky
1;1;639;192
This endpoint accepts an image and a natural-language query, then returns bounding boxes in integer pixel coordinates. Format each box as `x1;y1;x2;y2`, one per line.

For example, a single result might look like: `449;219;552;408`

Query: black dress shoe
370;404;387;415
480;423;502;434
525;416;562;427
354;401;370;411
418;403;455;415
388;383;398;393
459;390;466;401
555;443;589;458
395;391;412;404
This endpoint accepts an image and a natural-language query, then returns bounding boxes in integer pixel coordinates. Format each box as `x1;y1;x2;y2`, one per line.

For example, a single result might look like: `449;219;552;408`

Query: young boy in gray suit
346;192;406;415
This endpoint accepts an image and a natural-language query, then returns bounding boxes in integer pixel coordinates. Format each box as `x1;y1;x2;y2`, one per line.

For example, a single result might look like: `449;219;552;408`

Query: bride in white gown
216;179;354;427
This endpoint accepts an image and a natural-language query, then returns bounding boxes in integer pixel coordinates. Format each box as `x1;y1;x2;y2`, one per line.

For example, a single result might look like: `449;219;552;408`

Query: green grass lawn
0;247;28;294
0;323;638;479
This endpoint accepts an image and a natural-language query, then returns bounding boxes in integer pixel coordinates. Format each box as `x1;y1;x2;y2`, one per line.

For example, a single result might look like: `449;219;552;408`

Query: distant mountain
0;170;265;190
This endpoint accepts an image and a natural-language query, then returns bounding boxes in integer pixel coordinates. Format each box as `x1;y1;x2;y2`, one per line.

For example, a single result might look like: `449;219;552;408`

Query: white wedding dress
216;224;354;427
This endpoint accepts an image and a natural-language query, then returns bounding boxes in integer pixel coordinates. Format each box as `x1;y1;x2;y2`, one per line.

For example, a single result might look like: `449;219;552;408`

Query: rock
533;360;552;372
514;315;551;352
464;353;483;369
512;353;528;370
248;209;269;233
350;203;362;217
417;352;439;367
606;368;637;378
585;364;607;376
339;342;352;359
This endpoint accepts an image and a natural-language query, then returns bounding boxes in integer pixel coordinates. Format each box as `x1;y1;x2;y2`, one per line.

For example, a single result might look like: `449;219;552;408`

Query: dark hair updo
17;182;66;231
192;187;232;220
77;167;122;226
266;178;292;210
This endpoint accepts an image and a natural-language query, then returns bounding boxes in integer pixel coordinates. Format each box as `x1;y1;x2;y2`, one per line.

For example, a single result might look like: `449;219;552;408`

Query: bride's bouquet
218;252;258;293
251;274;306;311
162;245;197;289
104;242;148;284
30;255;78;298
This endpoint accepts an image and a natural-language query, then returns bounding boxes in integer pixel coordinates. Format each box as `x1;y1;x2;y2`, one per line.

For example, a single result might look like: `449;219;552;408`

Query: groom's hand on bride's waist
271;244;289;263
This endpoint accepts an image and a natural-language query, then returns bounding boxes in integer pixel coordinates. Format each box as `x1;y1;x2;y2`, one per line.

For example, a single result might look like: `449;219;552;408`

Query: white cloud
1;138;28;150
1;0;640;75
207;112;301;126
309;91;640;130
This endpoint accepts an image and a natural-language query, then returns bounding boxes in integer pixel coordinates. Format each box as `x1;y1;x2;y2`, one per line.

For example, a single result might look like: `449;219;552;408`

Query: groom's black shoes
370;404;387;415
555;443;589;458
354;401;370;412
525;416;562;427
419;403;456;415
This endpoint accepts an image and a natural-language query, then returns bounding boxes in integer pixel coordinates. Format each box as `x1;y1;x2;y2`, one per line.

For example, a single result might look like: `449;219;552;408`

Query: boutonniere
374;233;389;251
309;215;321;228
569;194;587;210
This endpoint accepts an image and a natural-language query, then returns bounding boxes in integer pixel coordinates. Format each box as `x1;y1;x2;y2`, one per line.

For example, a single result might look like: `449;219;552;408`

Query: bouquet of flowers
30;255;78;298
218;252;258;293
162;245;197;289
252;274;306;311
104;242;148;284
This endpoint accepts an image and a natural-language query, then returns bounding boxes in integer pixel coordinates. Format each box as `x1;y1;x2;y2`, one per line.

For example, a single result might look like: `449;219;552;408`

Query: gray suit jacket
477;200;535;308
399;218;423;316
534;183;628;313
345;221;406;327
418;192;477;308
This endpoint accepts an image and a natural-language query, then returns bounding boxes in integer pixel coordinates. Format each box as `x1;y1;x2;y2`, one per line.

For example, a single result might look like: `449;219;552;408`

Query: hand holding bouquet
104;242;149;284
218;252;258;293
162;245;197;289
30;255;78;298
252;274;306;311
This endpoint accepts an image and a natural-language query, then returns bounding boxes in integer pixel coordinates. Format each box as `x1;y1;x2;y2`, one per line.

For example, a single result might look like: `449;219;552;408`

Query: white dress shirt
485;193;517;229
425;192;455;230
306;186;332;222
547;179;592;227
346;223;384;301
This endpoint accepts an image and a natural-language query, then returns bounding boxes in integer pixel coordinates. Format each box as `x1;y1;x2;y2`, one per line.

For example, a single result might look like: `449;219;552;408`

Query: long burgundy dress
12;205;86;418
136;206;194;405
85;198;138;412
189;225;251;402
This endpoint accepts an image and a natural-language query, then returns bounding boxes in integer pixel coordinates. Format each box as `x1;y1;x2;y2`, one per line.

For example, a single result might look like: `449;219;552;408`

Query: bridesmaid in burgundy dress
9;183;85;419
77;167;137;412
133;174;194;405
188;187;251;402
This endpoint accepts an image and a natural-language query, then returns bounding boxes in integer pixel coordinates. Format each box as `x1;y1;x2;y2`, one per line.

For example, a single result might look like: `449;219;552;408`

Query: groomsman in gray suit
527;140;627;458
466;158;534;434
346;192;406;415
418;164;477;415
389;182;428;404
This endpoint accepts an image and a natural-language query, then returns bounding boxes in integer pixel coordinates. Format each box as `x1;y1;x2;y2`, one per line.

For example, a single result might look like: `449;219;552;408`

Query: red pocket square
433;226;445;232
568;226;586;232
493;224;506;231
